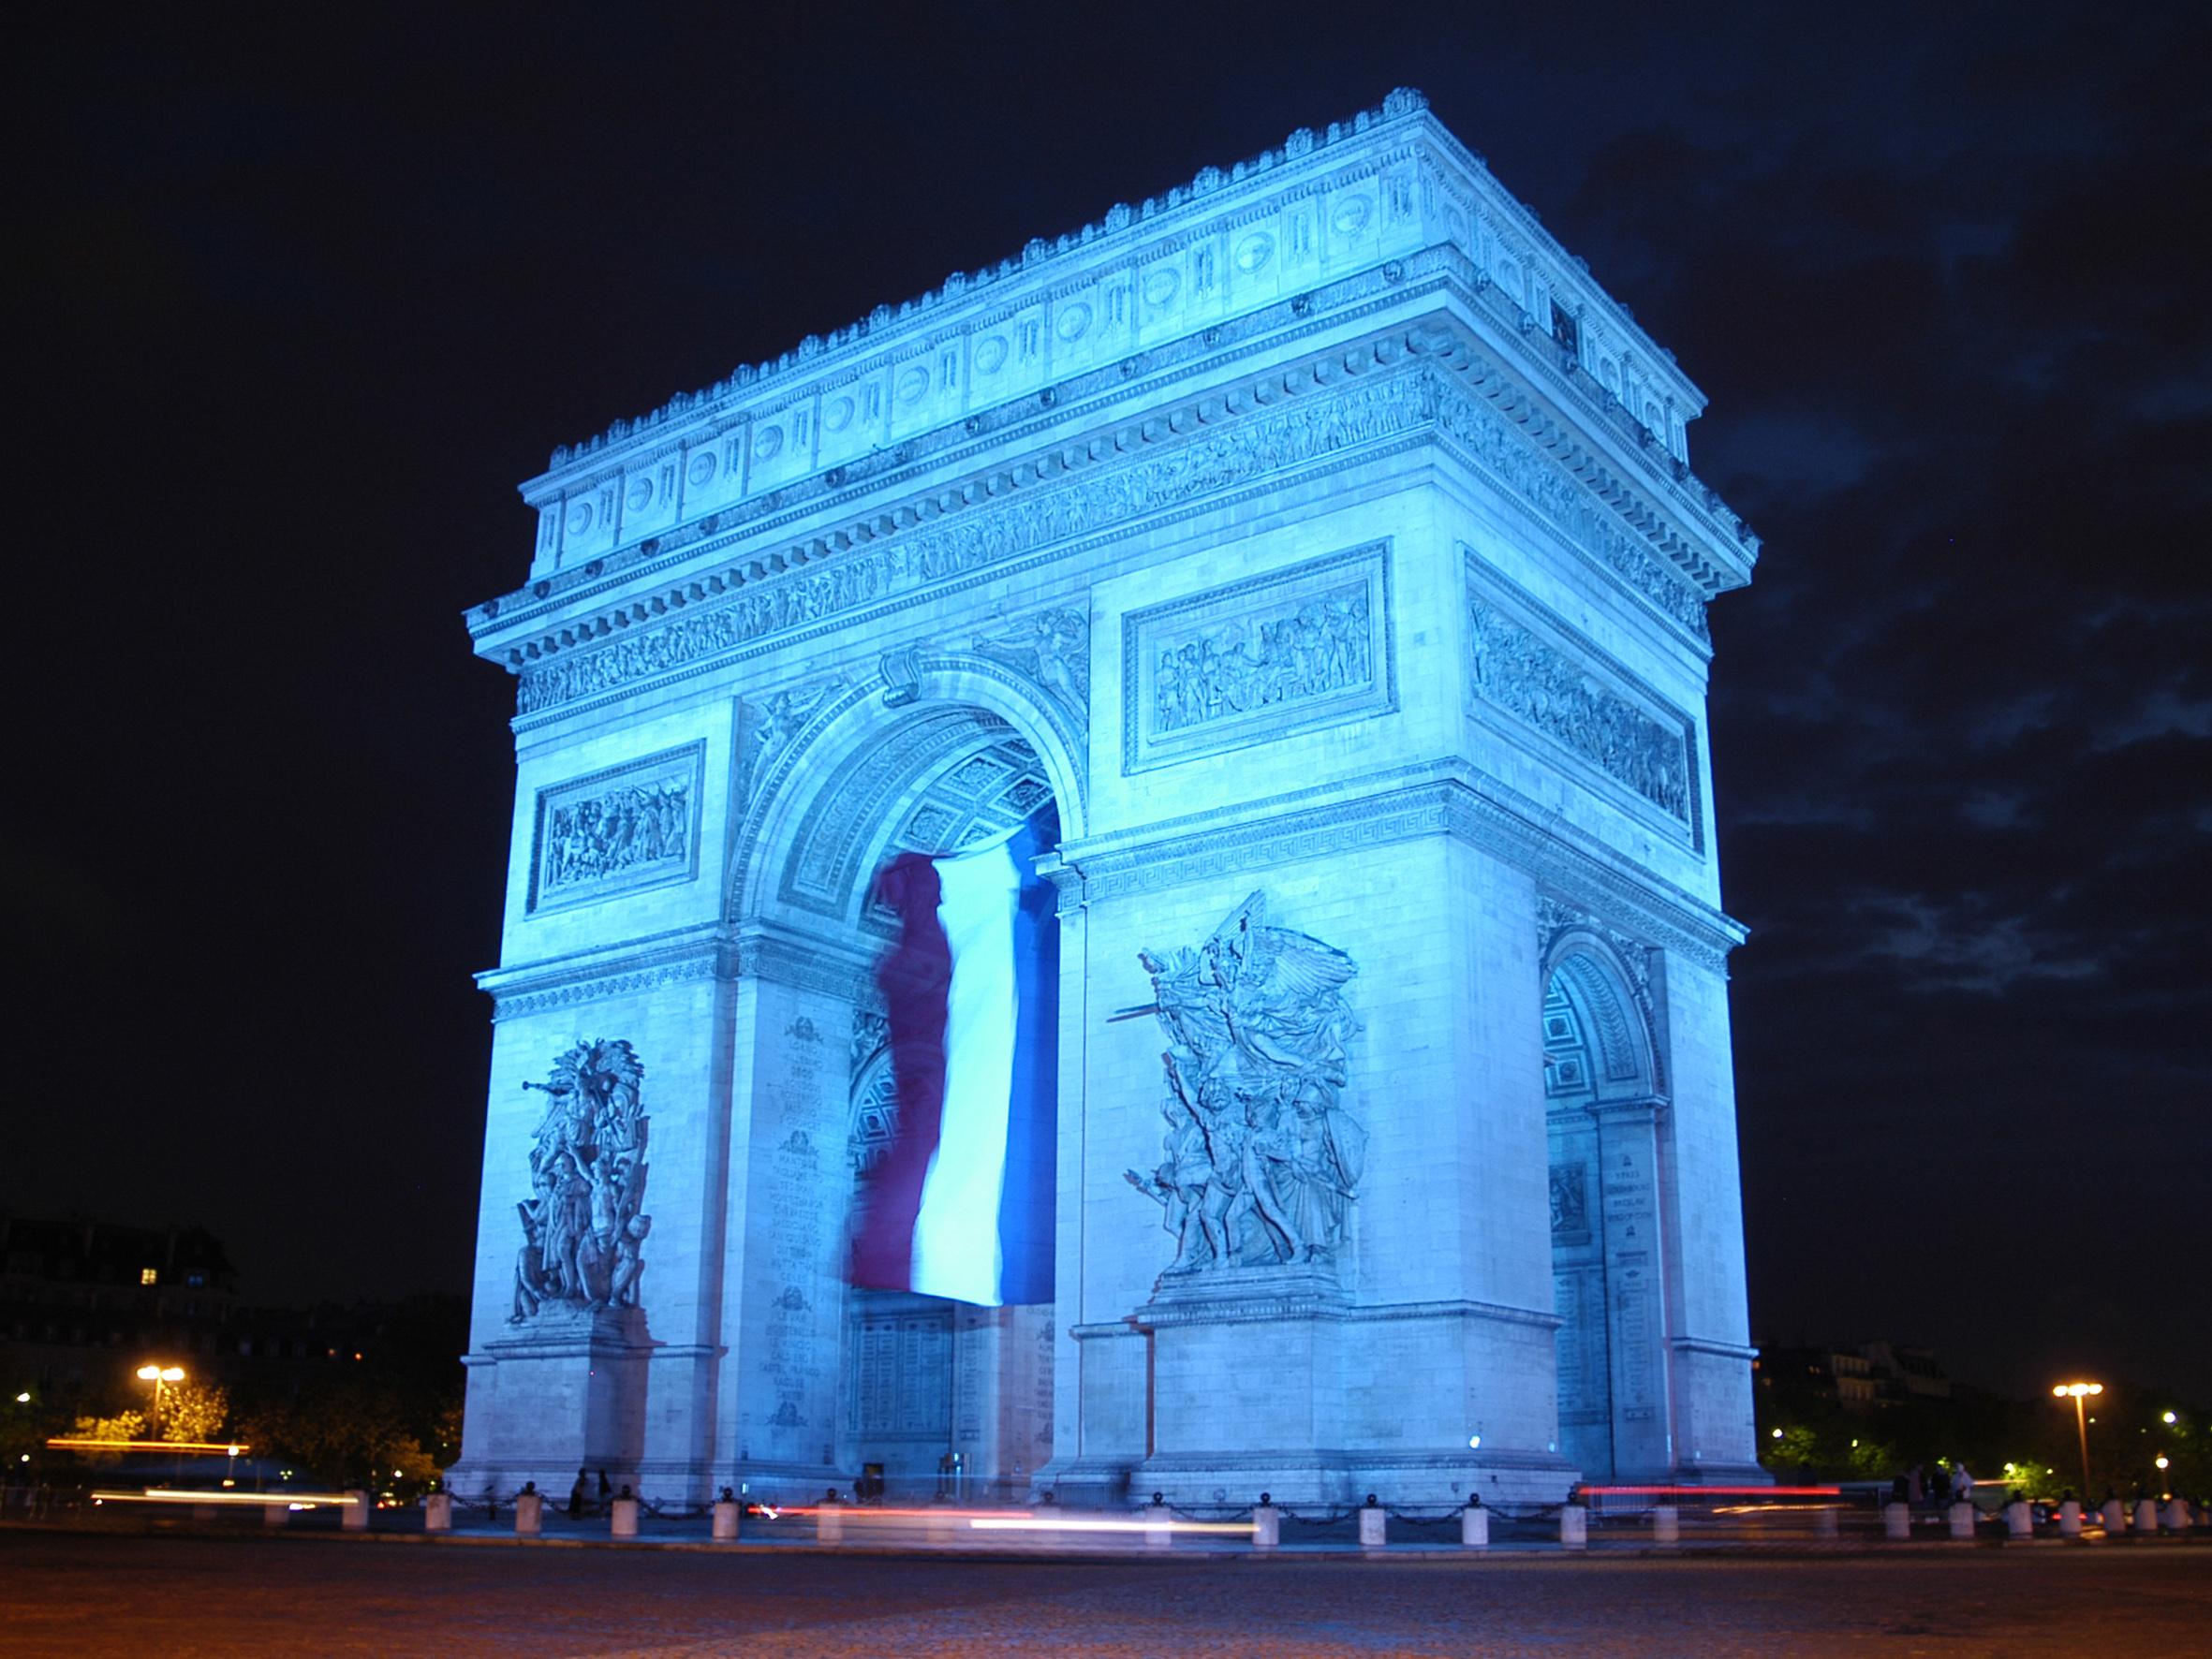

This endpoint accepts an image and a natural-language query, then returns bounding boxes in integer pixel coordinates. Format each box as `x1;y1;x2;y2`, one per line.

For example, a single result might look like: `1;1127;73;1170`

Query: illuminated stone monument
447;88;1766;1511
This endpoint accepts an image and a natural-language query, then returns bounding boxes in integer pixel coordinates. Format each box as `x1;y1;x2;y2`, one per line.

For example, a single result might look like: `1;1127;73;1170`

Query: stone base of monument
448;1307;651;1502
1125;1264;1578;1511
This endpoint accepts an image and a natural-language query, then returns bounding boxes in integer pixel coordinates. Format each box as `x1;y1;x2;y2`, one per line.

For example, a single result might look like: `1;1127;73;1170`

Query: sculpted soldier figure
509;1038;653;1322
1128;893;1364;1272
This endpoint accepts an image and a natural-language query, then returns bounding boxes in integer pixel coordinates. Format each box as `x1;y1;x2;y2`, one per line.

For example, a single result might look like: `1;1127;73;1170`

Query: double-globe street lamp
2054;1381;2102;1498
137;1364;184;1438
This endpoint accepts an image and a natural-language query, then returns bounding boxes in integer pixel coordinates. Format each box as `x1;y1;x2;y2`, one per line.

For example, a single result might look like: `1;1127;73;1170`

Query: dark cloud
5;1;2204;1396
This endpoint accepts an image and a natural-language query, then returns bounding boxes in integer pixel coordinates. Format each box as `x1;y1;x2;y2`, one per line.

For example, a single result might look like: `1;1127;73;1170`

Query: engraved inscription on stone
1123;543;1394;772
529;741;704;911
1467;595;1692;823
762;1013;835;1443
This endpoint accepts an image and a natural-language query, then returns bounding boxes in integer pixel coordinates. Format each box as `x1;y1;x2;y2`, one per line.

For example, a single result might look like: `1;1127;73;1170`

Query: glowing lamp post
137;1365;185;1437
2053;1382;2101;1498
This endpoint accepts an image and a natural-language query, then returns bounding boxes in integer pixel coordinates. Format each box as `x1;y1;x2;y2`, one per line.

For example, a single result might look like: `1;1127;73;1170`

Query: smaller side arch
1541;935;1659;1101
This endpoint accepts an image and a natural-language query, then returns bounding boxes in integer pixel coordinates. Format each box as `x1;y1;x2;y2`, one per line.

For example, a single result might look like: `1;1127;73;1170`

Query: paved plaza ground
1;1530;2206;1657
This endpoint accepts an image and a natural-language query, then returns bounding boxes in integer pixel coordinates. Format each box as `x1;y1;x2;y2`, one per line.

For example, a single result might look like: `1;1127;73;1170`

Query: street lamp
137;1365;184;1437
2053;1381;2102;1498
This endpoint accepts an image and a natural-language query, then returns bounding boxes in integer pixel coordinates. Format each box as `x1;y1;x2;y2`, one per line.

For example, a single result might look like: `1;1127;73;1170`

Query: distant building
0;1213;388;1394
1754;1338;1951;1412
1861;1340;1953;1402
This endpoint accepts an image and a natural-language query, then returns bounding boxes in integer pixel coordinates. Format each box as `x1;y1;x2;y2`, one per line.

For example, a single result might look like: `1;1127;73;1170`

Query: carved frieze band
1123;542;1393;773
1466;574;1695;830
527;741;706;914
512;362;1707;718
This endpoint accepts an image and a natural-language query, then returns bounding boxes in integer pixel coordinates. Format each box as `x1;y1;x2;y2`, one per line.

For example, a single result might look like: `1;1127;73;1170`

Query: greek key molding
507;360;1710;722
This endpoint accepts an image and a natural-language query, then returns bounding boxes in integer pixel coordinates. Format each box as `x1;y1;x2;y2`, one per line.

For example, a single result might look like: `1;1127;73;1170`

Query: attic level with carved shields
448;88;1766;1514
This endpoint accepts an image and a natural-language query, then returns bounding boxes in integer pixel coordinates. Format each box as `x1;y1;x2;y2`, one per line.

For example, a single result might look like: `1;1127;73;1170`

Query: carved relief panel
1121;541;1394;773
527;741;706;914
1464;555;1701;844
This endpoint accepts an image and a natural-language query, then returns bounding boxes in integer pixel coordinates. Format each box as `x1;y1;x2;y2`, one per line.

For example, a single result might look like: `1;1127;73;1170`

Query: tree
70;1411;146;1442
159;1379;229;1444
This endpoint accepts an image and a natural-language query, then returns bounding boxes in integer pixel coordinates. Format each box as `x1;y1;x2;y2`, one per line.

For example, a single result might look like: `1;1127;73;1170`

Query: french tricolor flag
849;806;1058;1307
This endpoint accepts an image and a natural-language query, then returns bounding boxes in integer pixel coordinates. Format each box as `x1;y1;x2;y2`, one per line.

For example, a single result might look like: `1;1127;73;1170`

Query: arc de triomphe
448;89;1765;1512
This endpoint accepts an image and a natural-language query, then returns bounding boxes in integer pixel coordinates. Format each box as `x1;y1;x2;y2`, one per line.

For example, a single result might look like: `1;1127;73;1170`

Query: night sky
8;4;2205;1400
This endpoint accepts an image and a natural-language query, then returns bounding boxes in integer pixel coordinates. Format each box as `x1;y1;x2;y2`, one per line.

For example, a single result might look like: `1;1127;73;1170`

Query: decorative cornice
1672;1336;1761;1362
475;919;874;1021
1062;764;1743;972
504;348;1720;726
481;947;727;1023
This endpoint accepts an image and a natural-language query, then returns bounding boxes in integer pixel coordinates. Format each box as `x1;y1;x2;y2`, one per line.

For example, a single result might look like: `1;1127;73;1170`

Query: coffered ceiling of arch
776;711;1054;926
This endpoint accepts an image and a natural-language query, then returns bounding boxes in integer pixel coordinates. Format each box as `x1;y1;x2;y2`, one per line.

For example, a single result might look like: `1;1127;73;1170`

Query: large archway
1541;938;1670;1483
731;676;1075;1503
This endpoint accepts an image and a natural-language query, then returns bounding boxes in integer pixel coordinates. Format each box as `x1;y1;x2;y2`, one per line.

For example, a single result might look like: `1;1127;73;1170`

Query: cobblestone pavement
2;1532;2206;1657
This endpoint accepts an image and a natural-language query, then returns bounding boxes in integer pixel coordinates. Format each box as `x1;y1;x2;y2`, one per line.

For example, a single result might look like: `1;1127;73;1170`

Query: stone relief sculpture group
1467;598;1690;821
512;1038;654;1322
542;779;693;893
1153;585;1372;734
1126;892;1368;1272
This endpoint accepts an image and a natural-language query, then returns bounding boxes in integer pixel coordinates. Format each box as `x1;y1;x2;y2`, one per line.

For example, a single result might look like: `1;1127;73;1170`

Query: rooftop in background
1756;1339;1954;1410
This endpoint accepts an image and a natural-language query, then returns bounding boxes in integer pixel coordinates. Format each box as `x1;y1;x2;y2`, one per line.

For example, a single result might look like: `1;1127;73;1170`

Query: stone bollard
343;1490;369;1531
264;1497;288;1527
1358;1494;1386;1551
2006;1500;2032;1539
424;1491;453;1533
1461;1499;1490;1550
2101;1498;2126;1535
1652;1505;1679;1545
611;1487;639;1539
1144;1493;1172;1551
817;1491;844;1546
1947;1501;1975;1540
2134;1498;2160;1535
2165;1498;2190;1533
712;1490;741;1542
1884;1502;1911;1541
1816;1505;1839;1539
1251;1495;1279;1552
515;1486;543;1536
2059;1500;2082;1537
1559;1503;1588;1550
